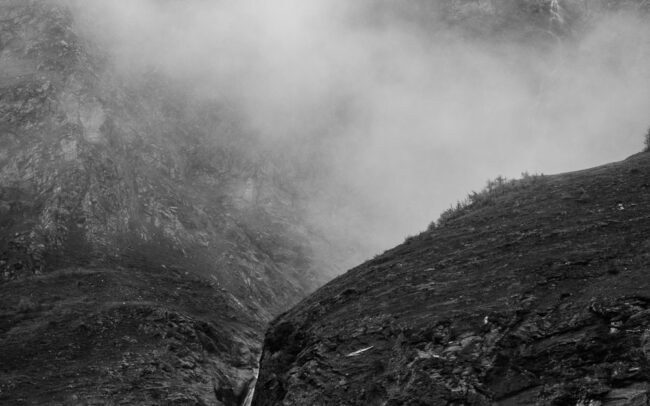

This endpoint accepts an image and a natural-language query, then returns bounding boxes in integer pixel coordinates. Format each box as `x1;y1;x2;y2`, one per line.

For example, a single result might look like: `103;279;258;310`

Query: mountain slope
253;152;650;405
3;0;649;404
0;1;346;404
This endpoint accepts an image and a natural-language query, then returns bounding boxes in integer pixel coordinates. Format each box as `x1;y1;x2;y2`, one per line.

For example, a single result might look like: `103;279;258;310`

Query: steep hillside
2;0;649;404
254;152;650;405
0;1;347;404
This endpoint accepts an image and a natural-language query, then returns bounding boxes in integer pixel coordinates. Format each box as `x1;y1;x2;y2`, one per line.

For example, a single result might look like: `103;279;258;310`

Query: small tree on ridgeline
645;127;650;152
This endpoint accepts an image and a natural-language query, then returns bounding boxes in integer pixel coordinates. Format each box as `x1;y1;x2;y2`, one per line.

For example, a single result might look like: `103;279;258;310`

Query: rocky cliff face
2;0;649;404
253;152;650;405
0;1;348;404
367;0;649;41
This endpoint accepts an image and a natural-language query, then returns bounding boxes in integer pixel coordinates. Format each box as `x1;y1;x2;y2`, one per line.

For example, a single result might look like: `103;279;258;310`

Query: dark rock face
0;0;337;302
0;1;347;404
0;267;262;405
254;153;650;405
3;0;650;404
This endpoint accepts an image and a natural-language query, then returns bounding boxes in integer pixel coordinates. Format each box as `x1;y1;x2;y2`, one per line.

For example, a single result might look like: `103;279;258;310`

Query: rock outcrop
254;153;650;405
0;1;348;404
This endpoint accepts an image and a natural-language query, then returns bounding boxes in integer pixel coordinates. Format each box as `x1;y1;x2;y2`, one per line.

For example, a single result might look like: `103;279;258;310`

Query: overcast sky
68;0;650;256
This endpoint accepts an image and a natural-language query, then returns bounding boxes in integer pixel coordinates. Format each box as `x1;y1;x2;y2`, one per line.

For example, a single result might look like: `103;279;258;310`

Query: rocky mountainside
254;152;650;405
2;0;649;404
0;1;350;404
366;0;649;41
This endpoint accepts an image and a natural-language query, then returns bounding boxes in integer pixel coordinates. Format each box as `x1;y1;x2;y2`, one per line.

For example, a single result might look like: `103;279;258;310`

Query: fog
65;0;650;255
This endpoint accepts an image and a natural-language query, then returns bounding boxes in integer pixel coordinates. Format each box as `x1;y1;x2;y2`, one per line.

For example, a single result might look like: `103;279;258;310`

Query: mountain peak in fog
2;0;650;404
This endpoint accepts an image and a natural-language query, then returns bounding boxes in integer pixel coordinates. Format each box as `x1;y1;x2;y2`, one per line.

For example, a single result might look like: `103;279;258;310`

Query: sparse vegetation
644;127;650;152
403;234;417;244
261;153;650;406
431;171;544;229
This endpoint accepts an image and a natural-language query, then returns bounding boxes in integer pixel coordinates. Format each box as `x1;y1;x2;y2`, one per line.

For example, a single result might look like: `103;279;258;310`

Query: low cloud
65;0;650;255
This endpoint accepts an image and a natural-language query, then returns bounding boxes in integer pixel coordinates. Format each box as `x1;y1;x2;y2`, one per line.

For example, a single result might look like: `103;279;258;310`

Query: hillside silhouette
254;152;650;405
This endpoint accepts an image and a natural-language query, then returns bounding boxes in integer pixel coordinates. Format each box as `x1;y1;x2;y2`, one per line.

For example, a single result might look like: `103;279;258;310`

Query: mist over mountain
0;0;355;403
64;0;650;251
1;0;650;405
